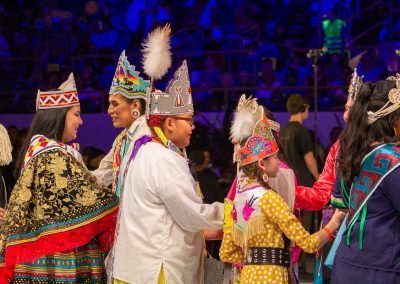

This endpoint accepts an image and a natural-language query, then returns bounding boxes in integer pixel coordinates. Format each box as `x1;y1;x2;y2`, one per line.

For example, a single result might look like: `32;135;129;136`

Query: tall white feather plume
142;24;172;80
0;124;12;166
230;95;261;143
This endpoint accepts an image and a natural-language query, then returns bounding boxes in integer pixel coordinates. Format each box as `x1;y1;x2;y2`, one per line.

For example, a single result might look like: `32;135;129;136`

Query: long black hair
338;80;399;186
16;107;71;174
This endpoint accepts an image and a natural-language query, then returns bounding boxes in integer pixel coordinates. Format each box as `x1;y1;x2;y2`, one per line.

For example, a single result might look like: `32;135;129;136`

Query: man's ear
131;99;141;112
164;117;174;132
132;100;142;110
167;117;174;126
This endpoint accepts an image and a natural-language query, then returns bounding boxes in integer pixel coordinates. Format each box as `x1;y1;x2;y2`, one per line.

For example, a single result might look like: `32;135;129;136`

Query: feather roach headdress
230;95;262;144
142;24;172;81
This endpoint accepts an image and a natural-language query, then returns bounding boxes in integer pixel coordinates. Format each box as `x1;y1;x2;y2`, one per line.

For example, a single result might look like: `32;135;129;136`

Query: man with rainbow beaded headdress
92;50;151;198
110;25;224;284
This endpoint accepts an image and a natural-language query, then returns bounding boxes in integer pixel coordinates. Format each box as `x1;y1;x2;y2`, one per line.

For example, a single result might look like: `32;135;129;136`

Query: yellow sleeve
219;232;244;264
223;198;233;233
260;190;320;253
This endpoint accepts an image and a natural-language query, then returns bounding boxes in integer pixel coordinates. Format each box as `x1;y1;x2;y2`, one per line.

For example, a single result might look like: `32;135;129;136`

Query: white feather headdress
142;24;172;80
0;124;12;166
230;95;262;143
231;95;262;188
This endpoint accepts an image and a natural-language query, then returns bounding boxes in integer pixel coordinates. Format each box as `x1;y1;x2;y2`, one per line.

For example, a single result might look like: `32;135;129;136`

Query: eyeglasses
174;116;195;127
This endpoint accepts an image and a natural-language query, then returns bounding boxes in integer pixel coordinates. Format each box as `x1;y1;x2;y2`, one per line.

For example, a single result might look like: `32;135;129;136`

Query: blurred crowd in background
0;0;398;113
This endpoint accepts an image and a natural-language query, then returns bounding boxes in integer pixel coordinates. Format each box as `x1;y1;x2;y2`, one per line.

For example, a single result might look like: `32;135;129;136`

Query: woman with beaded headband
330;76;400;283
0;73;118;284
92;50;151;198
219;95;345;284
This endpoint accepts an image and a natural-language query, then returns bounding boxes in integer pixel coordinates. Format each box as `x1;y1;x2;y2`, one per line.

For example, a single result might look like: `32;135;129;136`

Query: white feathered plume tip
142;24;172;80
0;124;12;166
230;95;262;143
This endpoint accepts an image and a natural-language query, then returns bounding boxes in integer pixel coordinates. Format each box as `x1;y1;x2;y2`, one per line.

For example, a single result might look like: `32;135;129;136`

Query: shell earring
131;109;140;119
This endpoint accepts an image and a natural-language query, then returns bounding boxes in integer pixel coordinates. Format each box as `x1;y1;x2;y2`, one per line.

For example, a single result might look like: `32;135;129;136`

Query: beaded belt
245;247;290;267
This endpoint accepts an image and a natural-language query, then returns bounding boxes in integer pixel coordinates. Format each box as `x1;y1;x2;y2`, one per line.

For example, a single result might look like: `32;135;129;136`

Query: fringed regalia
0;135;118;284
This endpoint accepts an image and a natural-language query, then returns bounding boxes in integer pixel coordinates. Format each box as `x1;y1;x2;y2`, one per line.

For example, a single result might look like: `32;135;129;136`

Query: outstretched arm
261;190;344;253
295;141;339;210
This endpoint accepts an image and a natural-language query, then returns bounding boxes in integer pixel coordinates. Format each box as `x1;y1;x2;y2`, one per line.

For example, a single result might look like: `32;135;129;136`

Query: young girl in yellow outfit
220;95;345;284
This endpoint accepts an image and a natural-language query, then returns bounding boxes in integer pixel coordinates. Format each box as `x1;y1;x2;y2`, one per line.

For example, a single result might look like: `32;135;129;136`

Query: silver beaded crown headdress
348;68;363;101
367;74;400;124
